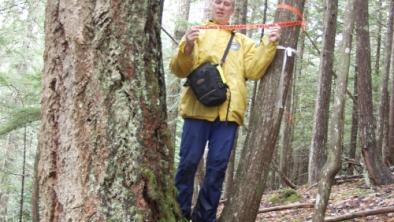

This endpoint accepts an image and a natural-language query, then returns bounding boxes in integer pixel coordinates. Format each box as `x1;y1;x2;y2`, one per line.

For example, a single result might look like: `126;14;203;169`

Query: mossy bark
37;0;182;221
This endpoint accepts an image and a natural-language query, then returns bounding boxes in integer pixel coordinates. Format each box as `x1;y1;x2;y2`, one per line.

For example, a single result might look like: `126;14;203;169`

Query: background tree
312;0;354;220
378;0;394;161
167;0;192;148
355;0;394;185
35;0;181;220
308;0;338;185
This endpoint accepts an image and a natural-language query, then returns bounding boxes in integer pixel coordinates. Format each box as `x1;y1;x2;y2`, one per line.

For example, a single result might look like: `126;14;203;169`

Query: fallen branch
271;160;297;189
334;174;363;184
324;206;394;222
258;202;314;213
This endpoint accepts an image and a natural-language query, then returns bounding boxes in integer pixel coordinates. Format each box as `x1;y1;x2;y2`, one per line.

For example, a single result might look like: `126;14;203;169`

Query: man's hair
211;0;235;8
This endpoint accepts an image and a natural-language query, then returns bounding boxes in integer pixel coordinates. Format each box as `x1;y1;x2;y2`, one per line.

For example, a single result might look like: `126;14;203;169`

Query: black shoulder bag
186;32;235;107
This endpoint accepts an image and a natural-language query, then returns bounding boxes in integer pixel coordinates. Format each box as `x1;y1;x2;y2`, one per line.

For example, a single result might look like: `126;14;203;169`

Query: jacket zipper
199;89;217;100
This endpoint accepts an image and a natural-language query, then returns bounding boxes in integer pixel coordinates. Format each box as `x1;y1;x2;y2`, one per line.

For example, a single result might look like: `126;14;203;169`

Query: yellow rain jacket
170;21;278;125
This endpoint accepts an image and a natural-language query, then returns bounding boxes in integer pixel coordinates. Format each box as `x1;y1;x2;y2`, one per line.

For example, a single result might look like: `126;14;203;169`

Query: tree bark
355;0;394;185
222;132;237;200
250;0;267;112
222;0;248;200
232;0;248;32
312;0;353;221
279;47;298;186
374;0;383;76
219;1;305;221
308;0;337;185
290;29;305;184
36;1;181;221
389;54;394;165
347;69;358;175
379;0;394;161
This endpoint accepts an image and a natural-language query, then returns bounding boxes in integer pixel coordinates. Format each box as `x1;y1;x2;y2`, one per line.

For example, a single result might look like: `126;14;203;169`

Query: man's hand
268;26;281;43
184;29;200;55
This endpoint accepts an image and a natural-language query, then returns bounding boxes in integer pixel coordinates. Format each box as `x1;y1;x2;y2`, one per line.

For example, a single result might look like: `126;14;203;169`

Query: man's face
211;0;234;25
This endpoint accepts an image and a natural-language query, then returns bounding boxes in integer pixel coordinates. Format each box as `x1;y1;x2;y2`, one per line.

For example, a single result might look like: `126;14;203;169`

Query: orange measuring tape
192;3;305;31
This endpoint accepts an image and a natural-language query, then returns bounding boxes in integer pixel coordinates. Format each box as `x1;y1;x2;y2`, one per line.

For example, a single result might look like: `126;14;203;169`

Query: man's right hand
184;29;199;55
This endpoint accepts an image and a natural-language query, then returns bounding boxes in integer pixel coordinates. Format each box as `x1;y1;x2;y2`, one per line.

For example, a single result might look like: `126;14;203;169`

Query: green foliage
268;188;302;205
0;106;41;136
0;5;44;222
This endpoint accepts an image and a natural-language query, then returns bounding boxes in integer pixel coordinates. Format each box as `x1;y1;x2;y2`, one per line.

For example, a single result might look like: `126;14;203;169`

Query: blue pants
175;118;238;222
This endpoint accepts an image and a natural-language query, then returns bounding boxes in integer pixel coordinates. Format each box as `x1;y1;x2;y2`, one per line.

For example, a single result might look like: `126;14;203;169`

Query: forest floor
254;178;394;222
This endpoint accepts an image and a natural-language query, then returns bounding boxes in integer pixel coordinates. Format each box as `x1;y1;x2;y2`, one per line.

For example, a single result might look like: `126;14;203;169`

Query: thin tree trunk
32;142;40;222
222;0;248;200
308;0;337;185
192;150;206;207
19;126;27;221
312;0;354;221
0;135;12;221
347;68;358;175
219;1;305;221
290;30;305;184
222;131;238;200
168;0;192;148
355;0;394;185
279;50;299;186
378;0;394;160
36;1;181;221
388;56;394;165
374;0;383;76
203;0;212;20
250;0;268;112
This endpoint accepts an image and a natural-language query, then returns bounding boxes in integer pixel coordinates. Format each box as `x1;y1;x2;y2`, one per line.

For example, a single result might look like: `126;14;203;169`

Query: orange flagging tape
192;3;305;31
192;20;304;30
277;3;304;20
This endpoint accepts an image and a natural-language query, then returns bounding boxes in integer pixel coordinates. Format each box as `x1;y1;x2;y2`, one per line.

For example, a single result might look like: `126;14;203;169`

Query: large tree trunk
355;0;394;185
379;0;394;161
312;0;354;221
36;1;181;221
219;1;305;221
308;0;337;185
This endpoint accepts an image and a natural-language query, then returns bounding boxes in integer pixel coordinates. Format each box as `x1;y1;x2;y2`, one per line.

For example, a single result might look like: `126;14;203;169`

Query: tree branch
258;202;314;213
324;206;394;222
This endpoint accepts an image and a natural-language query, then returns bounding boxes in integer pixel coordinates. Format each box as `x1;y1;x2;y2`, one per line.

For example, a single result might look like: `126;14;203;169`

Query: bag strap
220;32;235;66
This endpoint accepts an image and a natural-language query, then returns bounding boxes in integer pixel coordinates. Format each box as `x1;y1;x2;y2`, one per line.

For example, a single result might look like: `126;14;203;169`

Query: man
170;0;281;221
